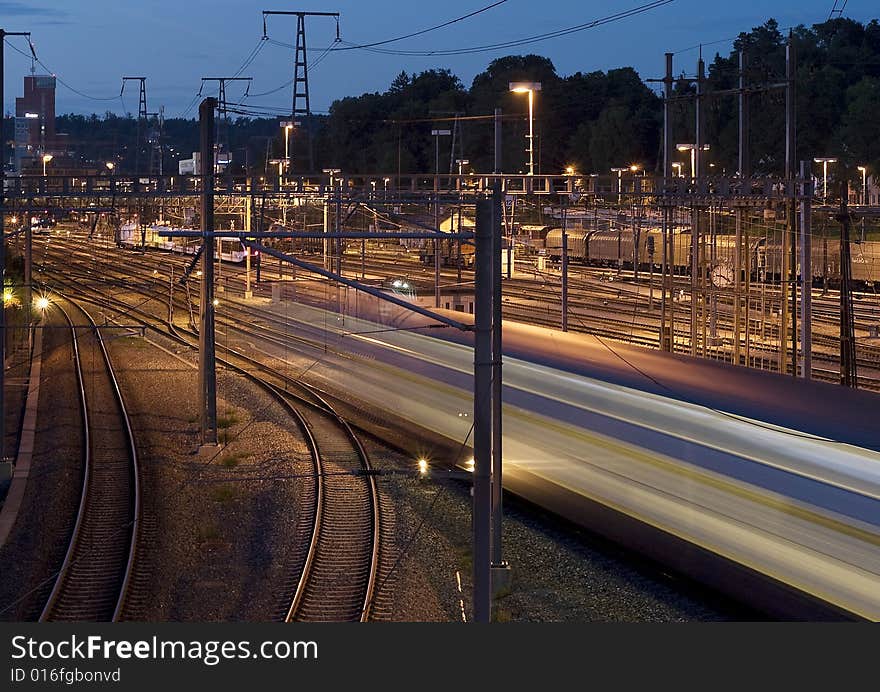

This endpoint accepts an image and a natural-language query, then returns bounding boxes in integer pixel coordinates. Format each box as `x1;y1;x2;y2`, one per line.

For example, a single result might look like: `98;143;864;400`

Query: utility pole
432;129;451;307
781;35;796;376
799;161;812;379
494;108;502;175
199;98;219;447
473;192;496;623
263;10;340;172
660;52;673;352
837;180;857;388
561;202;568;332
490;184;508;593
0;28;31;467
691;55;705;356
122;77;147;173
201;77;252;170
245;178;254;299
735;49;749;366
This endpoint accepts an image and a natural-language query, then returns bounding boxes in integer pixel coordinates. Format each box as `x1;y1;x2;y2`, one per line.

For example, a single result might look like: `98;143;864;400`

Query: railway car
118;222;246;263
418;213;476;269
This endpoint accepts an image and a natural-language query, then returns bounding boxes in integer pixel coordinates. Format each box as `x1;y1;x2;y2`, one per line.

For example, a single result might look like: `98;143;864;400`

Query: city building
13;74;62;172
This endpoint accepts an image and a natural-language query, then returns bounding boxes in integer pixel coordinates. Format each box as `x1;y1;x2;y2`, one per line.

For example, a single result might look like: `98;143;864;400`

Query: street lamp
611;167;628;204
280;120;297;171
509;81;542;176
322;168;342;188
430;129;451;183
813;157;837;201
42;153;53;177
269;159;285;188
857;165;868;205
676;144;710;179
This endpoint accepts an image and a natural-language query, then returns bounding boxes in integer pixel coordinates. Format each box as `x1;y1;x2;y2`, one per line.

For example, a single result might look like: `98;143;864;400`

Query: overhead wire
328;0;675;57
4;37;119;103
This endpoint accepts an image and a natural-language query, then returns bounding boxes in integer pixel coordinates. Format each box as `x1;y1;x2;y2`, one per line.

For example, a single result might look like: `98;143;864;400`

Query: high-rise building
13;74;56;171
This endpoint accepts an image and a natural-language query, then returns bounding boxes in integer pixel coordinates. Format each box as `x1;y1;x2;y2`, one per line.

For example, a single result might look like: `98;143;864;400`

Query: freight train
543;226;880;287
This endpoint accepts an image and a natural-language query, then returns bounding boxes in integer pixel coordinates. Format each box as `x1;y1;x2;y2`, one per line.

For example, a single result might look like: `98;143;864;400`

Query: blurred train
543;226;880;287
118;222;247;263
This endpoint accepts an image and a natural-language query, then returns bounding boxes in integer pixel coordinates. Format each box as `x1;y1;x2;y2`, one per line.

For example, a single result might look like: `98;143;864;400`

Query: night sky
1;0;875;117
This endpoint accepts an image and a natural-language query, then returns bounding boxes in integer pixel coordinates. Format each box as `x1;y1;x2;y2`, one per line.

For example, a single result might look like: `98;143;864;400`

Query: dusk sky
2;0;876;118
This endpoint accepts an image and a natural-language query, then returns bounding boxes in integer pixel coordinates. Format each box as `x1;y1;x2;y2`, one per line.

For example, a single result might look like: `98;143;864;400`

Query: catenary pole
199;98;219;447
0;29;31;465
473;195;494;623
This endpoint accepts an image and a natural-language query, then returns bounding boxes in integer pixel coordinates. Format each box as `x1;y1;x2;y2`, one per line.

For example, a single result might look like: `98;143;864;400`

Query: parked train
118;223;247;263
543;226;880;287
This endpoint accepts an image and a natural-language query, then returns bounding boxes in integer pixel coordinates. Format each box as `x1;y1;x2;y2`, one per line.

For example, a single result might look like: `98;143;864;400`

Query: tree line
8;17;878;180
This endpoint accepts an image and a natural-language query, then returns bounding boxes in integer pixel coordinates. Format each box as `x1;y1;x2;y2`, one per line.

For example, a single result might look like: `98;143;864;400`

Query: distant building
13;74;60;172
179;152;201;175
178;149;230;175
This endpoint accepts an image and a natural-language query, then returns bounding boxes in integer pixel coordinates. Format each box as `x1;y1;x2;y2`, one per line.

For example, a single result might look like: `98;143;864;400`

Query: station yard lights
322;168;342;188
611;167;628;204
676;143;710;179
430;130;451;181
105;162;115;173
280;120;299;171
270;159;284;183
509;81;541;176
813;157;837;202
42;154;53;177
35;295;50;312
857;165;868;205
565;165;576;176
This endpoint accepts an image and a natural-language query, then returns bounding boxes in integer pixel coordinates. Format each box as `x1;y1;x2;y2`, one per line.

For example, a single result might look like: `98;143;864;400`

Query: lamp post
42;153;53;177
509;82;542;176
813;157;837;202
676;143;710;179
857;165;867;205
611;167;628;205
322;168;342;274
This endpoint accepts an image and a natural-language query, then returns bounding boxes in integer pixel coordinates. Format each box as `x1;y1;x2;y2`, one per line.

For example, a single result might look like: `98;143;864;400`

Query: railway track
47;265;383;622
41;233;880;383
278;383;380;622
39;299;140;622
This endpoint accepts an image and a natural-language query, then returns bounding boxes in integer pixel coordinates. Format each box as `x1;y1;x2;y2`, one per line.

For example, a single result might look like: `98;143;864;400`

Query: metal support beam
494;108;502;175
838;181;857;388
734;49;749;366
660;52;673;352
199;98;219;446
490;184;506;585
786;37;798;378
473;196;493;623
0;29;31;465
799;161;812;379
561;203;569;332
